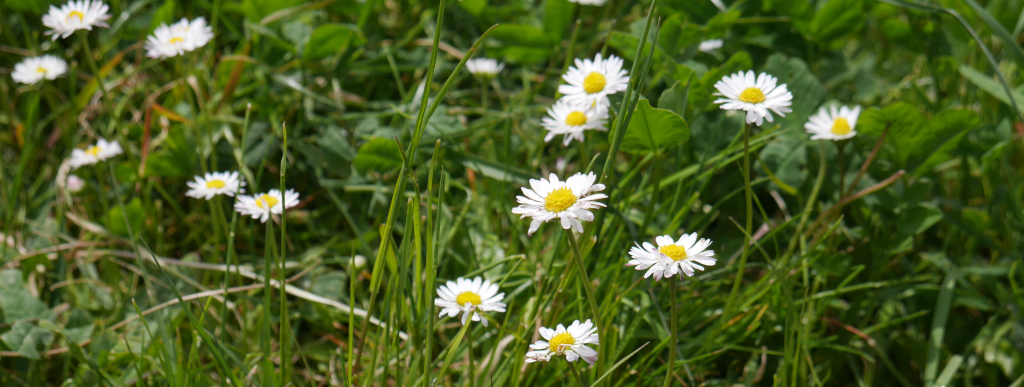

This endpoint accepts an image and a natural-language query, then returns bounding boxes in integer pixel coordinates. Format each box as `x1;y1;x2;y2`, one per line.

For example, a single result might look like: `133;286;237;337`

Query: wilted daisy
698;39;723;53
69;138;122;169
626;233;716;281
42;0;112;40
542;99;608;146
465;58;504;78
11;56;68;85
558;53;629;108
185;171;244;200
145;17;215;59
524;319;599;365
713;70;793;126
234;189;300;223
512;172;606;236
435;277;506;327
804;104;861;141
67;175;85;193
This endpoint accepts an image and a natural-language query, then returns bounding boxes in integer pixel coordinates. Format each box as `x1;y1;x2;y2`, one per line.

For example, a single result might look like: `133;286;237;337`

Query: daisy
185;171;244;200
713;70;793;126
804;104;861;141
234;189;300;223
67;175;85;193
512;172;607;236
42;0;112;40
524;319;599;365
69;138;123;169
568;0;609;5
465;58;504;78
542;99;608;146
145;17;215;59
626;233;716;281
558;53;629;108
698;39;723;53
435;277;506;327
11;56;68;85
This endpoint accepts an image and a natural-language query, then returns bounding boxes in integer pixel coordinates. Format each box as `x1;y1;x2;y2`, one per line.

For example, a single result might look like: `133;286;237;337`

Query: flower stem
468;326;475;387
564;228;603;379
279;122;290;384
568;361;586;387
722;122;753;324
662;281;677;387
77;32;108;102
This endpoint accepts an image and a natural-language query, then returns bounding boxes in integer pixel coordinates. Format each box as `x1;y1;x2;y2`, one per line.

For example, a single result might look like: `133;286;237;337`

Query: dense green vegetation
1;0;1023;385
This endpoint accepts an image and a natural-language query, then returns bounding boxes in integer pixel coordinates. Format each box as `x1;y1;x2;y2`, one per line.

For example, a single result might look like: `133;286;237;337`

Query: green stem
568;361;586;387
279;122;290;385
564;229;602;373
262;221;275;387
836;141;845;195
662;281;677;387
77;32;108;102
722;123;753;323
468;326;475;387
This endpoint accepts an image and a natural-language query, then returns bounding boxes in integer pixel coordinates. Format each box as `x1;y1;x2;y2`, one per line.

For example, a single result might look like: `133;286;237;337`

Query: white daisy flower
42;0;112;40
698;39;723;53
185;171;244;200
67;175;85;193
524;319;600;365
713;70;793;126
512;172;607;236
11;56;68;85
568;0;609;5
69;138;123;169
626;233;716;281
465;58;505;77
558;53;629;109
234;189;300;223
434;276;506;327
804;104;861;141
542;99;608;146
146;17;215;59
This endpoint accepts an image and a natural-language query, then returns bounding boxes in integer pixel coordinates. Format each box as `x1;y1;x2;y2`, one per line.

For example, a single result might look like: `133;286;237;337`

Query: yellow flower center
565;111;588;126
583;72;606;94
830;117;852;136
455;291;482;306
205;179;226;189
738;87;766;104
170;37;185;44
659;244;689;261
67;11;84;21
543;187;577;213
85;146;100;157
255;194;279;210
548;332;576;353
36;67;47;74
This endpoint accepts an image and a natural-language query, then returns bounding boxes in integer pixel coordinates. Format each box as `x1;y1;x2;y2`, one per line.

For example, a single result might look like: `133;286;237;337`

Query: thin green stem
262;221;275;387
568;361;586;387
564;228;602;373
77;33;109;102
722;123;753;325
279;122;290;385
662;282;677;387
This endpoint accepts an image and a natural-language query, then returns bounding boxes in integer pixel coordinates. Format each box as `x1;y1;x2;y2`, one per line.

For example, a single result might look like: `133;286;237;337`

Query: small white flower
69;138;122;169
352;255;367;269
435;277;506;327
713;70;793;126
42;0;112;40
525;320;600;365
11;56;68;85
465;58;505;77
698;39;723;53
558;53;629;109
67;175;85;193
512;172;607;236
710;0;726;11
234;189;300;223
542;99;608;146
146;17;215;59
185;171;244;200
568;0;609;5
804;104;861;141
626;233;716;281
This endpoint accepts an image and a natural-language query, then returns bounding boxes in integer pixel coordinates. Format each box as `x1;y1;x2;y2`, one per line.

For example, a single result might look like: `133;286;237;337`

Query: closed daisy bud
626;233;716;281
525;319;600;365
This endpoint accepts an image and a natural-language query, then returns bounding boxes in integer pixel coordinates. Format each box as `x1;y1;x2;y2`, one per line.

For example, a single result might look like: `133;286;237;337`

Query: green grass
2;0;1024;386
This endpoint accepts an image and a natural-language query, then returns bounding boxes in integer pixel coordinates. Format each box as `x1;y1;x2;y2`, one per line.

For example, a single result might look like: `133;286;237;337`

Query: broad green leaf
759;133;807;194
856;103;925;166
760;54;826;128
657;14;704;54
488;24;554;64
304;24;361;61
353;137;402;174
458;0;487;16
150;0;177;34
0;270;50;322
1;321;54;359
621;100;690;152
690;51;752;111
764;0;814;34
658;81;688;117
811;0;866;43
240;0;305;23
103;198;146;238
144;129;195;178
542;0;575;42
609;31;669;63
898;204;943;235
